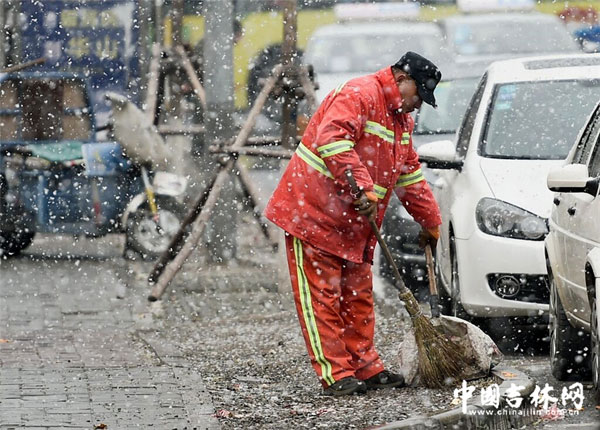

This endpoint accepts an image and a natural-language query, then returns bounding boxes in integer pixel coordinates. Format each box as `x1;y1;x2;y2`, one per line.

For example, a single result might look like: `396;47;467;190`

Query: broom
345;170;470;388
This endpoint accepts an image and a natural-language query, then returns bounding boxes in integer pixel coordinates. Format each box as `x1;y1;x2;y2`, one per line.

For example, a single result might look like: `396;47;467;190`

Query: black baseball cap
394;51;441;108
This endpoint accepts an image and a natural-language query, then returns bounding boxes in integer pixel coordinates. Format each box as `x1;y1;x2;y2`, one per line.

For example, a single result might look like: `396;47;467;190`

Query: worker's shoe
323;377;367;396
364;370;405;390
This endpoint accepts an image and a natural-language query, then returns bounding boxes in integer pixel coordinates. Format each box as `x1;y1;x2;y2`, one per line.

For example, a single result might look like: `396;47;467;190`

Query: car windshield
482;80;600;159
415;77;480;135
448;20;577;56
306;33;441;74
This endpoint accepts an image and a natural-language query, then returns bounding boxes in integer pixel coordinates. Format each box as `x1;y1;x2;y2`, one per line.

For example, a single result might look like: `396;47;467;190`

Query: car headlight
476;198;548;241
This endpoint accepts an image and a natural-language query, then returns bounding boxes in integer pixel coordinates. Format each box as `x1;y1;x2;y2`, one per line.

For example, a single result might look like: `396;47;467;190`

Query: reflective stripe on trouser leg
293;237;335;386
284;235;356;387
339;260;384;380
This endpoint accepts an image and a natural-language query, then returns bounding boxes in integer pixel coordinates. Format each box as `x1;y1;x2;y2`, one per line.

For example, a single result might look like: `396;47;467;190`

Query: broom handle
344;170;410;296
425;244;440;318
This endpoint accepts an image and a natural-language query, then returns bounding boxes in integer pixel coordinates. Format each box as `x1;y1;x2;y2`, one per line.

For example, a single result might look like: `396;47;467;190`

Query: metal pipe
280;0;298;150
171;0;183;47
208;147;293;159
155;0;163;46
0;0;6;68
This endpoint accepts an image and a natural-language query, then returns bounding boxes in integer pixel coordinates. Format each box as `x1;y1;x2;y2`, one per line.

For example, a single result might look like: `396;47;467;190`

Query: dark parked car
380;71;481;291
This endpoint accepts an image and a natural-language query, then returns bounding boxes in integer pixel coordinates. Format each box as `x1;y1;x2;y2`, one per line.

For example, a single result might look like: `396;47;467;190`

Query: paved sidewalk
0;236;218;429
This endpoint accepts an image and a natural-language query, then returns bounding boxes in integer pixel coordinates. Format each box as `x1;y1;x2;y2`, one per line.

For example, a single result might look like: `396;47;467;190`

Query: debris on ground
127;254;465;428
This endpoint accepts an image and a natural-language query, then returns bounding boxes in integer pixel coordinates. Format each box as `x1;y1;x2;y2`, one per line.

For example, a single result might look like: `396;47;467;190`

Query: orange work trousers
285;234;384;388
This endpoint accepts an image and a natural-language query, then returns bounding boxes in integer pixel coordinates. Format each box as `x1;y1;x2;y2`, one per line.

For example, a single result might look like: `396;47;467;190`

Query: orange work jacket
264;66;441;264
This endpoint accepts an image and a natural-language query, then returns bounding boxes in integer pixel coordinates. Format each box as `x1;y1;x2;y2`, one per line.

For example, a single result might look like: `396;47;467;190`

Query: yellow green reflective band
365;121;394;143
296;143;334;179
317;140;355;158
395;169;424;187
334;82;346;96
293;237;336;386
401;132;410;145
373;184;387;199
297;143;389;195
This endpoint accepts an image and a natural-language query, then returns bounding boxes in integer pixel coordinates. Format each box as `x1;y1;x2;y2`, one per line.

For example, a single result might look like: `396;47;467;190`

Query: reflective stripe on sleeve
317;140;355;158
296;143;334;179
333;82;346;96
293;237;336;386
364;121;394;143
373;184;387;199
395;169;424;187
401;132;410;145
295;143;388;197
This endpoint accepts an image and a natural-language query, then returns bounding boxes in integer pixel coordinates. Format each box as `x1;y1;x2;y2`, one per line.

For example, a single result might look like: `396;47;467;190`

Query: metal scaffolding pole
203;0;237;263
154;0;163;46
171;0;183;47
0;0;5;68
280;0;298;150
138;0;152;103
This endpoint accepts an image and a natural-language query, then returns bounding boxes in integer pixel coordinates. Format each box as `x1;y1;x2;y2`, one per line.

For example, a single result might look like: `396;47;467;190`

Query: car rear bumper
456;230;549;318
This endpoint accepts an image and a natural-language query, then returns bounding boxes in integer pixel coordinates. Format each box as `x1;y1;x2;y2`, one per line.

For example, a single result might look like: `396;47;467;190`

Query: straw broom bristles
343;169;472;387
399;291;471;388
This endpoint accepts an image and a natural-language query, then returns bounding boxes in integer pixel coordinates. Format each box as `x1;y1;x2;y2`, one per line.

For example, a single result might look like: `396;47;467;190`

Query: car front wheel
549;268;591;380
442;234;470;320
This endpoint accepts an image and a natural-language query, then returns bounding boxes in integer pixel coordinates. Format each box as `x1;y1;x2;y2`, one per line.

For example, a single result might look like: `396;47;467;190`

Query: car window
573;103;600;164
306;32;442;74
447;20;577;56
481;80;600;160
456;73;487;159
415;77;479;135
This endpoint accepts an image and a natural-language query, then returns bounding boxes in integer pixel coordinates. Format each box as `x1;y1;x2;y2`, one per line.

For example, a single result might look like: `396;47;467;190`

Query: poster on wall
20;0;140;125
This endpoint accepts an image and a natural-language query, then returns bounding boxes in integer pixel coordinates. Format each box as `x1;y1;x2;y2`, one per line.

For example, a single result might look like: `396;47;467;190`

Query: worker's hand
419;225;440;251
353;191;378;222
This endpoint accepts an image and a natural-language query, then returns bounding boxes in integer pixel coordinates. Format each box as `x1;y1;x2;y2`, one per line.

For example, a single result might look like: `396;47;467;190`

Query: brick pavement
0;236;219;429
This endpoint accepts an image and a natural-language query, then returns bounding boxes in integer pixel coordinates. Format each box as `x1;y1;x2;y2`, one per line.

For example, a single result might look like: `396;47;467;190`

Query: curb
371;365;537;430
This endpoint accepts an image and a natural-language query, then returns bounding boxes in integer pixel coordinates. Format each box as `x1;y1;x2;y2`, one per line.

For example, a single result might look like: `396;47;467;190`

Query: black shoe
364;370;405;390
323;377;367;396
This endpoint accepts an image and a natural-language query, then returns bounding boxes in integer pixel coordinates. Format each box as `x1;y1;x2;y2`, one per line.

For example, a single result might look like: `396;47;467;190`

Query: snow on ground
124;216;462;429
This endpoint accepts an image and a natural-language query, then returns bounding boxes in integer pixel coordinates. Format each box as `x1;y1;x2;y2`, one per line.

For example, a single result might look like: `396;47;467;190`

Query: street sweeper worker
264;52;443;396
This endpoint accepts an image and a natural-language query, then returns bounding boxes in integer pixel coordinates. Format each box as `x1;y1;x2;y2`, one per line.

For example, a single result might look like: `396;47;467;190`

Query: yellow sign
165;9;335;108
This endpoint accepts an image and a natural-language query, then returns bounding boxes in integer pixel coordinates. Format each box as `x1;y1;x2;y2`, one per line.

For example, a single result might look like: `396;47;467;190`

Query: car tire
0;229;35;256
549;267;591;380
441;233;470;320
591;290;599;402
435;254;452;315
125;197;184;260
0;204;36;257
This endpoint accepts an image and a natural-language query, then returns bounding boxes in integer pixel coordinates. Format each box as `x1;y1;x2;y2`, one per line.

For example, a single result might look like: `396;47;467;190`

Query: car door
564;136;600;324
551;110;598;295
561;111;600;316
434;75;487;290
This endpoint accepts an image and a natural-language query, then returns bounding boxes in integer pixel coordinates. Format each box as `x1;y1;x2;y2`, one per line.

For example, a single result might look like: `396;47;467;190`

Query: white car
304;20;448;102
545;102;600;398
437;11;581;65
417;53;600;321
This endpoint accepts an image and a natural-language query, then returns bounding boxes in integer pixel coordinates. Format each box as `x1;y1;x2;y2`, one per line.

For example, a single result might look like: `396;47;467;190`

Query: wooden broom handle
425;244;441;318
345;170;410;296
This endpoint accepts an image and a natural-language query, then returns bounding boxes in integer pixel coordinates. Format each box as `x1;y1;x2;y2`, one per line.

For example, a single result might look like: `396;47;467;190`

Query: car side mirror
547;164;599;196
417;140;463;170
